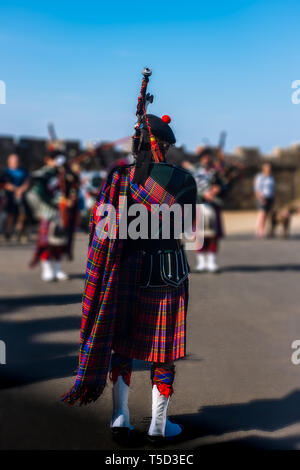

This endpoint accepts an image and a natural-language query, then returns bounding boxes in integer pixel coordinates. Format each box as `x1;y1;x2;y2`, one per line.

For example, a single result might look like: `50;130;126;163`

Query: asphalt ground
0;229;300;450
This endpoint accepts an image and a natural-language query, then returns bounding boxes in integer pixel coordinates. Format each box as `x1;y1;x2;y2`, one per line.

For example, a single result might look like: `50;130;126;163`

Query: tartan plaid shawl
61;166;130;405
61;164;182;405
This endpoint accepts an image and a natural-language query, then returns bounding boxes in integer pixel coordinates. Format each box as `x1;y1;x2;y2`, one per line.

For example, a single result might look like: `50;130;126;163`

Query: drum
203;203;217;237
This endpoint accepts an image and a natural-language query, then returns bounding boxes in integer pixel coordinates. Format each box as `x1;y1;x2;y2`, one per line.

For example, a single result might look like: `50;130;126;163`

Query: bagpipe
131;68;197;210
132;67;164;163
46;124;130;229
47;122;130;169
215;130;243;193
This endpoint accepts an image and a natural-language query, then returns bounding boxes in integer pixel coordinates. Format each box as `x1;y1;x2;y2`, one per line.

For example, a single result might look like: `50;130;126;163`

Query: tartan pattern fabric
151;364;175;398
109;352;133;386
62;164;188;406
30;218;66;266
113;250;187;363
29;219;51;267
38;218;50;247
144;176;176;207
62;166;129;405
151;365;175;384
130;167;176;212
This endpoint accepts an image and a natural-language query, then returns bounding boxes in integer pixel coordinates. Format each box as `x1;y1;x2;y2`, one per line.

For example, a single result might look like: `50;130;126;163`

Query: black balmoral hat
198;147;214;159
142;114;176;145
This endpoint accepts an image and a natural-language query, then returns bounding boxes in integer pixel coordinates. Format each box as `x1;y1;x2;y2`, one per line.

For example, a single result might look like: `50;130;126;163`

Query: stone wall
1;135;299;210
222;146;300;209
0;136;126;172
224;163;297;210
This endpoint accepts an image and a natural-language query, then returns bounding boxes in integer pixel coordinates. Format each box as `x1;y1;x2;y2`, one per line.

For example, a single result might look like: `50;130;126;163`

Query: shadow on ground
0;293;82;314
0;292;83;388
171;390;300;449
2;388;299;449
220;264;300;272
1;294;299;449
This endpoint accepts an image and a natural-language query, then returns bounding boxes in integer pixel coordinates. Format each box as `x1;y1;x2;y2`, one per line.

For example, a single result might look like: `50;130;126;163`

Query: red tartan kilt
113;251;188;363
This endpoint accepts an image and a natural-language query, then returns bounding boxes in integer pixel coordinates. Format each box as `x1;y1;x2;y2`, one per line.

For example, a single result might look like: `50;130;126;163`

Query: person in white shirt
254;163;275;238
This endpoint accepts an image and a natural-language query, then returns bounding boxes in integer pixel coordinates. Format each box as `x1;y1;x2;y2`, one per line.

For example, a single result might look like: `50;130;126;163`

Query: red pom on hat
161;115;171;124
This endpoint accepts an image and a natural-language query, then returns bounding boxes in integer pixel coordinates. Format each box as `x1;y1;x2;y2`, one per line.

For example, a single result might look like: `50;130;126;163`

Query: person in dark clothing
1;153;30;241
193;148;225;272
62;69;197;445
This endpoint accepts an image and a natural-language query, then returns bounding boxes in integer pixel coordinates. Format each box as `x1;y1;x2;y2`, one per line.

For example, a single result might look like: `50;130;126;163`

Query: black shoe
147;424;184;446
111;427;144;447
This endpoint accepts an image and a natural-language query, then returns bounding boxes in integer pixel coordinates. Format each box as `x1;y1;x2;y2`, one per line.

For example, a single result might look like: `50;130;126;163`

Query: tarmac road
0;232;300;450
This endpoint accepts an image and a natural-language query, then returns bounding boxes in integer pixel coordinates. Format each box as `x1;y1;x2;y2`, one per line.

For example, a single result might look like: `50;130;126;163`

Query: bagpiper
193;147;225;273
62;68;197;444
27;151;79;281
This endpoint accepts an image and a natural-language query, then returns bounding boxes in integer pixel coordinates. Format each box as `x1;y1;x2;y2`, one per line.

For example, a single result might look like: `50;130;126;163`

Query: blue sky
0;0;299;153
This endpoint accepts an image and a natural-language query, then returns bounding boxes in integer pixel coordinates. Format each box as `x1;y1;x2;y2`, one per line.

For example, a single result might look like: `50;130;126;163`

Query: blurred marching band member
193;147;225;273
27;152;79;281
57;156;81;261
1;153;30;242
0;174;6;235
254;163;276;238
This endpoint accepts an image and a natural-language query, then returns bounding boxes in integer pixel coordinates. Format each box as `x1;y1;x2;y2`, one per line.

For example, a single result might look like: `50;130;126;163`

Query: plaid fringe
61;382;106;406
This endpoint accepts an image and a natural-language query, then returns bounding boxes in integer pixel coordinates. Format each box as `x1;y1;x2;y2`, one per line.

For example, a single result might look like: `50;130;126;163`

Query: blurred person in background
59;157;81;261
193;147;225;273
254;163;275;238
79;169;107;231
1;153;30;242
27;153;70;281
181;160;195;172
0;174;7;237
